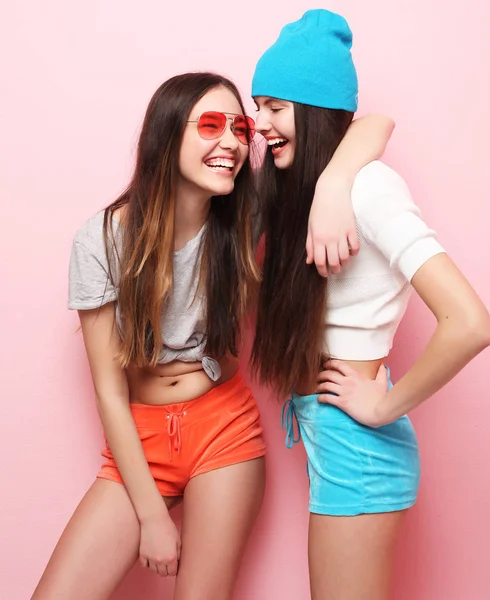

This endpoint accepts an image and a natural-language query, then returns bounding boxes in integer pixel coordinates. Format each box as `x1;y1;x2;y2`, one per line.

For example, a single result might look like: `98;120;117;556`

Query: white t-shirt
324;161;446;360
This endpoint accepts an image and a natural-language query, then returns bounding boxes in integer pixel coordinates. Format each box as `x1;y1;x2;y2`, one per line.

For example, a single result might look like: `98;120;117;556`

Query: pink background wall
1;1;489;599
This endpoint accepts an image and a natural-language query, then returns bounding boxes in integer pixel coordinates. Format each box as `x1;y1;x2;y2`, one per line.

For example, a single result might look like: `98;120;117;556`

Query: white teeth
267;138;287;146
205;158;235;168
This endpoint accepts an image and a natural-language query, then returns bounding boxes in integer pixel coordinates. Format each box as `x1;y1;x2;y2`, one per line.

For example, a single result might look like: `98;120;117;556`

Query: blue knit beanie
252;9;358;112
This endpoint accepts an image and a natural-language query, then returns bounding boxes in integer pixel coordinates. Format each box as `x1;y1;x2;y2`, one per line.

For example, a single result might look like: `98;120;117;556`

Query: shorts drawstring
166;411;185;460
281;397;301;449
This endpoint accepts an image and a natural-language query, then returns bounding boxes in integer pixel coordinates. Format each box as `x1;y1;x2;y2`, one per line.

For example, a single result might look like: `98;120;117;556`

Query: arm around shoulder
306;121;395;276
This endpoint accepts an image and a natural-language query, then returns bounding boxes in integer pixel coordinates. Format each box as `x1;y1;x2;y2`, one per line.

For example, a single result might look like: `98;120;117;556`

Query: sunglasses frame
187;111;256;145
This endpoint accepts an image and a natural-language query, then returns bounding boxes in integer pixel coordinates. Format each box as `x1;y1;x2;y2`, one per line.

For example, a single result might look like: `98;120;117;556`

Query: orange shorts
97;371;266;496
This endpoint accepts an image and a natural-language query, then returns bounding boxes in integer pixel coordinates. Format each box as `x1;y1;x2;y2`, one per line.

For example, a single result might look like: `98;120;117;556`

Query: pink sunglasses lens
197;112;227;139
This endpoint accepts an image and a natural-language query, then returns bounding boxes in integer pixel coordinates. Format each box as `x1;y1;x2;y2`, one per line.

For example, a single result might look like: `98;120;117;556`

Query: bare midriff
127;354;239;406
296;358;385;396
339;358;385;380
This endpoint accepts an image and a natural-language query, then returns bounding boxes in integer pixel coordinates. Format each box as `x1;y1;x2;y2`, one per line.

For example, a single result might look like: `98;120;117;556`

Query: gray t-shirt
68;211;221;381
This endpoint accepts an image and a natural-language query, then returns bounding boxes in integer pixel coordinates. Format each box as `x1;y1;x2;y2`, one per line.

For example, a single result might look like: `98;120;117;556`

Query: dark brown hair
251;103;354;396
104;72;259;367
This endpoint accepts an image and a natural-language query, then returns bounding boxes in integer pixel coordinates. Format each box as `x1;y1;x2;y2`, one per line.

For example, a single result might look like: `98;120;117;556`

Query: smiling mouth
267;137;288;156
204;157;235;173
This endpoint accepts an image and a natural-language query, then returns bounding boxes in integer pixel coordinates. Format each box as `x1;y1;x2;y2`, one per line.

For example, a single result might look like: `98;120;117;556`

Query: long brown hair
251;103;353;396
104;73;259;367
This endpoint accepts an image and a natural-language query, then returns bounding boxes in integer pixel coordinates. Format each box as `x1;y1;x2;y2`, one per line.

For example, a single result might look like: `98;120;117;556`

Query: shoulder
73;211;106;248
349;162;445;280
353;160;407;186
68;210;119;309
351;161;417;225
73;210;120;253
352;161;412;205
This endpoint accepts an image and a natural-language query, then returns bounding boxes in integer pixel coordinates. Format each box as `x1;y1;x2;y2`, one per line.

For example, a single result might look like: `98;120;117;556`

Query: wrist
137;499;170;525
373;394;394;427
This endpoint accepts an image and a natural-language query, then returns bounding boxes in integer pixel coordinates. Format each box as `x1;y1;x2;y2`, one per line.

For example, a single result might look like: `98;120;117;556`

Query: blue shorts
281;371;420;516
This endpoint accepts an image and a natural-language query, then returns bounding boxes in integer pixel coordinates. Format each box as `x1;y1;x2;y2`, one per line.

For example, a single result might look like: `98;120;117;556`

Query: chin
206;181;235;196
273;157;292;170
273;149;293;170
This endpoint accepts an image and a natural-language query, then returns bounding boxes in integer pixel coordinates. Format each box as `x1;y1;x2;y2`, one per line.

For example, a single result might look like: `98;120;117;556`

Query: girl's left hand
317;360;390;427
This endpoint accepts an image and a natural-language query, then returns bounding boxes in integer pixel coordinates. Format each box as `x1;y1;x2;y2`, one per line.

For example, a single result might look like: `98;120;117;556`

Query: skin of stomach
296;358;385;397
126;354;239;406
341;358;385;380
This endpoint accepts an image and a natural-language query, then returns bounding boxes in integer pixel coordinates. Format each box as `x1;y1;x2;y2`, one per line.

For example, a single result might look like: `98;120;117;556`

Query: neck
174;185;211;251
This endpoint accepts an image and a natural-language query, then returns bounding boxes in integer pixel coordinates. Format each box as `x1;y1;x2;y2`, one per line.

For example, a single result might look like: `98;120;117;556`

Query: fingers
338;238;350;264
348;230;360;256
317;382;342;396
376;364;387;381
149;558;178;578
148;560;159;575
306;231;314;265
313;242;328;277
317;369;344;385
323;359;358;377
376;364;390;392
154;562;167;577
164;558;179;577
308;233;357;277
326;242;341;275
155;564;166;577
142;555;179;578
318;388;343;404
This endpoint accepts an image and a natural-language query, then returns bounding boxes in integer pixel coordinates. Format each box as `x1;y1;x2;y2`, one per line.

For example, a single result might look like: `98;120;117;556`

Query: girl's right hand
306;174;359;277
139;513;181;577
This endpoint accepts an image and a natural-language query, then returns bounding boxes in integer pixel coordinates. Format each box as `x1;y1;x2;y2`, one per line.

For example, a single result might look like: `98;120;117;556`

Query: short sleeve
68;214;118;310
352;161;446;281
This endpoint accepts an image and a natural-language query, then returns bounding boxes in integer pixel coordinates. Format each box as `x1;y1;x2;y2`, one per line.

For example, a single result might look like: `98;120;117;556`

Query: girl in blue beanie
251;9;490;599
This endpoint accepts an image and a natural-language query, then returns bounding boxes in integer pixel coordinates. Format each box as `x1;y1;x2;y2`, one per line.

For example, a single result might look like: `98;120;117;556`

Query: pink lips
271;143;287;156
264;136;288;157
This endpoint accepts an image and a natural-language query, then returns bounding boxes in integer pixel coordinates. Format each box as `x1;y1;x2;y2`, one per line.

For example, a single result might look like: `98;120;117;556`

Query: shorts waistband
291;365;393;404
129;370;248;425
128;370;250;460
282;366;392;448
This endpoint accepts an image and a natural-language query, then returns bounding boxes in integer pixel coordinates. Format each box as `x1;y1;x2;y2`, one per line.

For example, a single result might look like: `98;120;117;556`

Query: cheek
180;138;213;170
284;120;296;143
238;145;249;167
179;136;196;170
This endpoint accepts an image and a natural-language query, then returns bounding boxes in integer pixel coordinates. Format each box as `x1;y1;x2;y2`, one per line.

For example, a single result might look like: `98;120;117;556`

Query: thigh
174;457;266;600
32;479;180;600
308;510;406;600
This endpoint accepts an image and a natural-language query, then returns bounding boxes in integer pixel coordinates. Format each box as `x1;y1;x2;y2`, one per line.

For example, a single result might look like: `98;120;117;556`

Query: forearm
97;396;168;522
78;305;169;523
380;320;490;423
319;114;394;185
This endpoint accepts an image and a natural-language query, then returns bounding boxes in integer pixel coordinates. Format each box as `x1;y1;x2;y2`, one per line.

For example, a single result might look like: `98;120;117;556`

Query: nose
219;118;239;150
254;108;271;136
